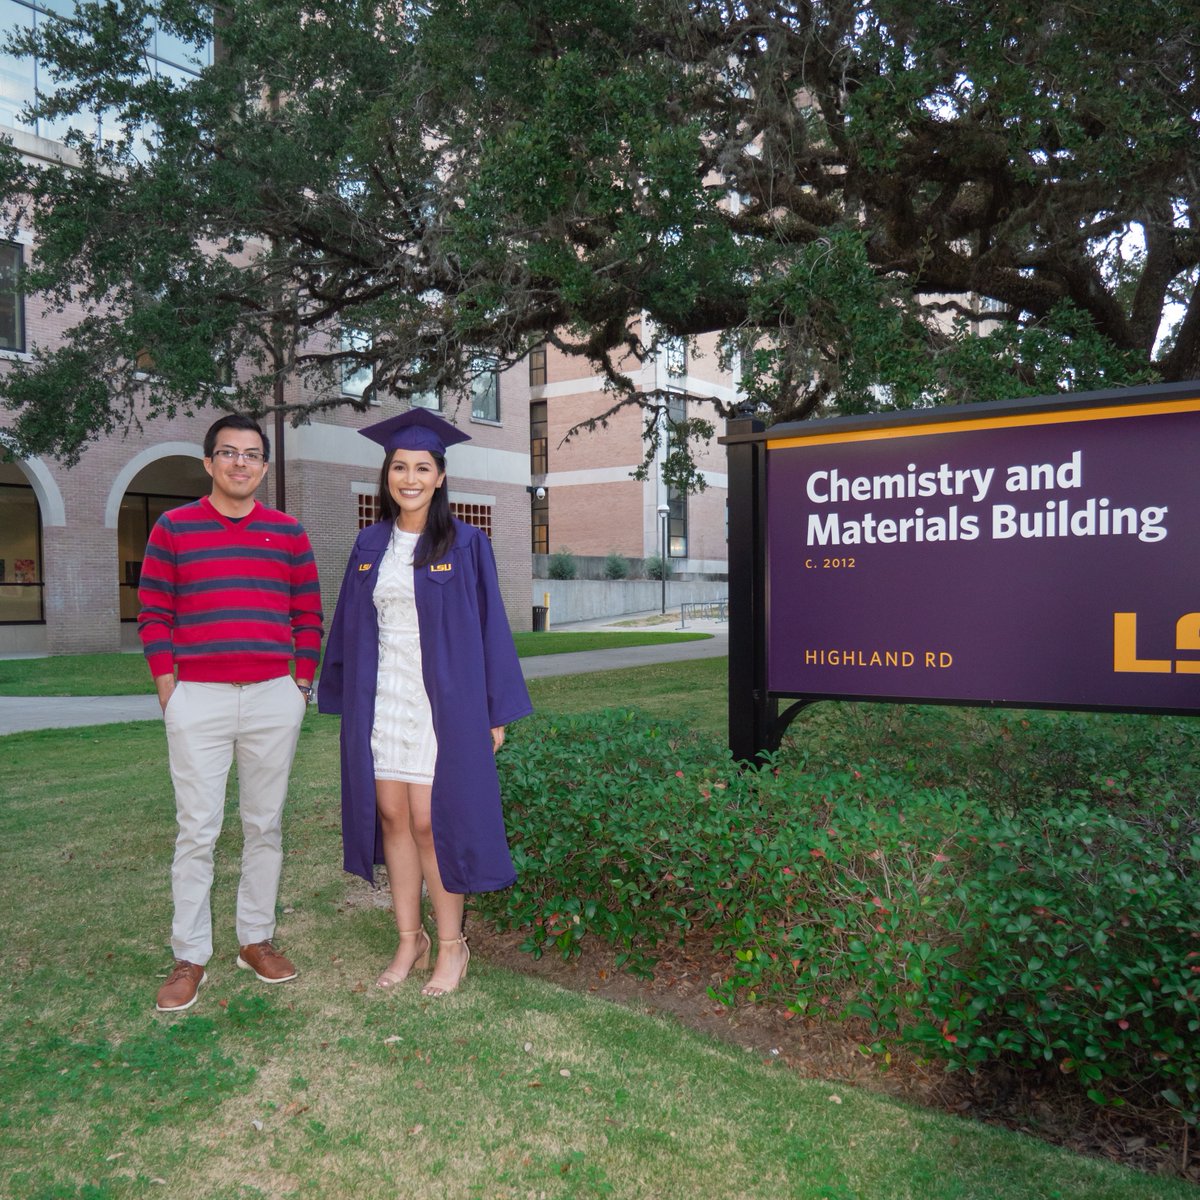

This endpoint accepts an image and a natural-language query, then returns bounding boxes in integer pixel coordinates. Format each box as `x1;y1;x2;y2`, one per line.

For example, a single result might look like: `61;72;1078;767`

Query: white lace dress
370;526;437;784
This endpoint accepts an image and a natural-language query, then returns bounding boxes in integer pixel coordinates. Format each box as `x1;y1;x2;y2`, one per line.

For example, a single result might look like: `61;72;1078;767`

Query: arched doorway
116;454;209;623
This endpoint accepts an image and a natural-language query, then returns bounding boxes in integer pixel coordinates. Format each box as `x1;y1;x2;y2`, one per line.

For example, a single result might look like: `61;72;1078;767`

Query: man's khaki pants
163;677;307;965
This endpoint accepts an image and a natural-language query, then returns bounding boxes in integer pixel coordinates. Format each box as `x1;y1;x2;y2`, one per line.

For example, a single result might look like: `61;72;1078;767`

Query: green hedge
479;709;1200;1122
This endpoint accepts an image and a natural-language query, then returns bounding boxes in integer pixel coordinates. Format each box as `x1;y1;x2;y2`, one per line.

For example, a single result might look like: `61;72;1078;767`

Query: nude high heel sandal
375;928;432;989
420;935;470;997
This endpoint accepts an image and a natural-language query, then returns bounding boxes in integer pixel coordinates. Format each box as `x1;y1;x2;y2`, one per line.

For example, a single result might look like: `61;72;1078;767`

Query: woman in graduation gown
318;409;532;996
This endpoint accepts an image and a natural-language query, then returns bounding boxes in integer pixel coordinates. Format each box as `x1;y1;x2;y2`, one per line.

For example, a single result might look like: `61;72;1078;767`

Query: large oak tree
1;0;1196;464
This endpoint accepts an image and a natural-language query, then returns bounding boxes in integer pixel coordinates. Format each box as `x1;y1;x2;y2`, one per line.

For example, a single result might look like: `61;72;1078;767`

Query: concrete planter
529;578;728;625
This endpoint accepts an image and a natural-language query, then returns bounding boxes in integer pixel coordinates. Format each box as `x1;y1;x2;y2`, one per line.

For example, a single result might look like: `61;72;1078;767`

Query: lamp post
656;503;670;615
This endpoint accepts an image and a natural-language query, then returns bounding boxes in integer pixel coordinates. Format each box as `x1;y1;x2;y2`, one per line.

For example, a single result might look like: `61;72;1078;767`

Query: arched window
0;471;43;623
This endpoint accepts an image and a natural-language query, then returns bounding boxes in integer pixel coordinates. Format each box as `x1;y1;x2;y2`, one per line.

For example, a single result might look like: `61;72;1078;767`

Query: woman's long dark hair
377;449;456;567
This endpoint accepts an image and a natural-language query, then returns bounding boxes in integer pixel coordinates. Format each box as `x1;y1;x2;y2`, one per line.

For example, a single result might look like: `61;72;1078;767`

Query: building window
528;344;546;387
0;242;25;353
357;492;381;529
0;482;43;623
407;357;440;409
531;490;549;555
117;492;199;619
668;489;688;558
665;336;686;378
470;358;499;422
666;389;687;557
360;494;493;534
214;333;235;388
0;2;212;144
530;400;547;475
450;501;492;538
666;388;687;433
341;327;374;399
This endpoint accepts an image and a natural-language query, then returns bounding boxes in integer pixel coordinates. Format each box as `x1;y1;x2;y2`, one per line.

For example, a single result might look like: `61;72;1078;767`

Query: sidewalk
0;611;727;735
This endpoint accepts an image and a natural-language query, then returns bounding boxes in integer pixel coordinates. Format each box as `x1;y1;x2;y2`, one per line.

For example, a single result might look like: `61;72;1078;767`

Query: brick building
0;4;533;654
529;326;735;579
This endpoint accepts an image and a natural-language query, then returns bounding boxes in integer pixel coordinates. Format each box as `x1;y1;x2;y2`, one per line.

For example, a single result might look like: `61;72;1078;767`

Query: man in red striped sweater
138;413;324;1012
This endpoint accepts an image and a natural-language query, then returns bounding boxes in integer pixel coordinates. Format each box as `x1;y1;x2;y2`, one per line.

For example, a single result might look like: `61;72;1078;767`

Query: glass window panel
357;492;381;530
668;490;687;558
0;581;41;621
530;400;547;473
341;327;373;397
150;57;197;89
665;337;686;377
37;106;86;144
147;495;186;525
531;492;549;555
0;242;24;352
117;494;148;618
665;389;686;457
529;344;546;387
449;501;492;538
0;484;42;622
470;358;499;421
0;1;37;131
406;357;439;409
118;493;196;619
152;21;210;72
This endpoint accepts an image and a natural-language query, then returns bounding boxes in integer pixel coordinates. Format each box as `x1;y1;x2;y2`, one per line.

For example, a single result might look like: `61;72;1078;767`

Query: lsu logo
358;562;373;572
1113;612;1200;674
430;563;453;574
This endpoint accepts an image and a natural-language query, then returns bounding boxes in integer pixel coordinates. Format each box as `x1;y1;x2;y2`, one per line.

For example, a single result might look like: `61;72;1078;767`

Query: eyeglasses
212;448;266;464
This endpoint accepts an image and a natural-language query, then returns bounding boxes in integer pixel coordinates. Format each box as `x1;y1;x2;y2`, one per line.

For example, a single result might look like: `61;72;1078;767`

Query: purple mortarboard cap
359;408;471;456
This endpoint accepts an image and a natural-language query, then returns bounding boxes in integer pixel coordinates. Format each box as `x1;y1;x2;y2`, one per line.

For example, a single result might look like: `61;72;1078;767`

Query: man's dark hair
203;413;270;461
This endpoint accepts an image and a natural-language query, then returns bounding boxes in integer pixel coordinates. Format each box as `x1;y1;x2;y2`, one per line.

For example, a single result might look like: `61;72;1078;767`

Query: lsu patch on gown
318;518;532;892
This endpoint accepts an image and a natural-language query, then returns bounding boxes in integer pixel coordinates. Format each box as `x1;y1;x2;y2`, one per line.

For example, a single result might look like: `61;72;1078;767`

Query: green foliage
2;0;1196;464
547;548;577;580
642;554;666;581
603;552;629;580
483;708;1200;1122
935;303;1161;404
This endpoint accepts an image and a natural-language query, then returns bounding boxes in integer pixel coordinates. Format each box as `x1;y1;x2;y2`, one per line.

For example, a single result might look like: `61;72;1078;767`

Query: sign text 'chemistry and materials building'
764;387;1200;713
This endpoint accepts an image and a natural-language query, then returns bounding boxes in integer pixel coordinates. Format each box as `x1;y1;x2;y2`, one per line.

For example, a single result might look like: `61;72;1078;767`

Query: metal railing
678;598;728;628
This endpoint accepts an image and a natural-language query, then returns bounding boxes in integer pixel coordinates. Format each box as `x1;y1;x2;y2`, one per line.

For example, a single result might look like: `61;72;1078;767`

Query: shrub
547;549;577;580
642;554;665;580
482;708;1200;1123
603;552;630;580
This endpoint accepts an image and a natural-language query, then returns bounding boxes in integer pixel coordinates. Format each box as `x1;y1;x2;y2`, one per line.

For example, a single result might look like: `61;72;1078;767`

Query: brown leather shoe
236;940;297;983
156;960;206;1012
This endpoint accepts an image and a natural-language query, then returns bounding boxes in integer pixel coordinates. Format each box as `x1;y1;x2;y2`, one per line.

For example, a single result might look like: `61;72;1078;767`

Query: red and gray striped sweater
137;496;324;683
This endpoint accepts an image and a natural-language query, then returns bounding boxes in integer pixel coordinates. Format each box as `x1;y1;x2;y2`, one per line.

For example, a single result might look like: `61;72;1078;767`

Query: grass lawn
512;630;710;656
0;631;710;698
1;710;1193;1199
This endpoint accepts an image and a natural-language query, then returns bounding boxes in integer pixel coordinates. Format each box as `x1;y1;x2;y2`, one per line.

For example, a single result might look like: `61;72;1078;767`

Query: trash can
531;605;548;632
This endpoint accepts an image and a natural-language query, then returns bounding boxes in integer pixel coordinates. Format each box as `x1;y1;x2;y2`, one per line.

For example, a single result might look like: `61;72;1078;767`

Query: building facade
528;326;735;581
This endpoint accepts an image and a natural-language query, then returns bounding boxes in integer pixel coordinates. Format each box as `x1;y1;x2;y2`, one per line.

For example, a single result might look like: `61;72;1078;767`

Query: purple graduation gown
318;518;532;892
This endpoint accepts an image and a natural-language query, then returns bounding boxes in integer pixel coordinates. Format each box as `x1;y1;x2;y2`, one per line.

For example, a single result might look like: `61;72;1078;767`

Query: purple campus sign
765;392;1200;712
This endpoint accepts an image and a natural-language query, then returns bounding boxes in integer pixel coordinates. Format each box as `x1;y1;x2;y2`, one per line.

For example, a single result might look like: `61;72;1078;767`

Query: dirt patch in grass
461;919;1200;1187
